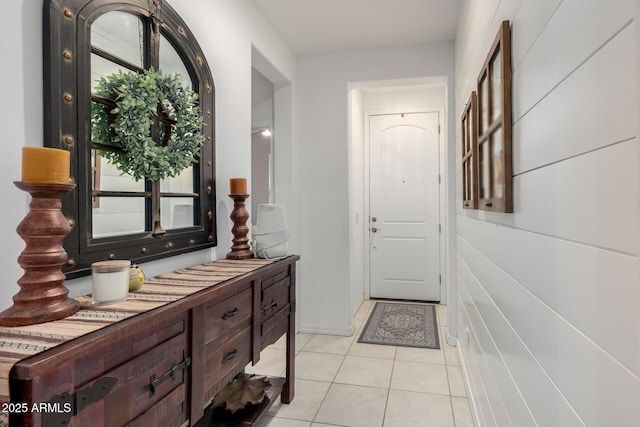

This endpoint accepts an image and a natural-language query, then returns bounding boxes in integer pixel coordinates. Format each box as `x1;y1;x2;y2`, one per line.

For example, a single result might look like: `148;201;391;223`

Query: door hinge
439;224;441;234
439;274;442;284
438;124;441;134
438;174;441;184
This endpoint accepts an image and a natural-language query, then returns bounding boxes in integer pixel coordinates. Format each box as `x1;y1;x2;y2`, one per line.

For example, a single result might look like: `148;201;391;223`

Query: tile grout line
382;357;395;427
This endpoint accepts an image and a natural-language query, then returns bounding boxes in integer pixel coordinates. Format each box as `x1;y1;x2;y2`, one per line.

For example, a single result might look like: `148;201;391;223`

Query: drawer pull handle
222;349;238;364
223;307;239;320
149;356;191;396
262;301;278;314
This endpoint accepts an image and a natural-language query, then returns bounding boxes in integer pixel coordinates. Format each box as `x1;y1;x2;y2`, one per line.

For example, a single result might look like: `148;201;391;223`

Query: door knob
371;217;377;222
371;227;379;233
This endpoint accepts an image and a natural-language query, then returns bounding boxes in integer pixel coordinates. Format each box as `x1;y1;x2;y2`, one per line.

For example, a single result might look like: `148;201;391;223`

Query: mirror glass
464;112;470;153
91;11;144;67
480;141;490;199
92;196;146;238
491;48;502;121
91;55;132;91
468;162;474;201
91;152;146;238
158;34;198;230
159;34;191;87
91;11;146;238
90;12;198;238
462;163;467;200
479;74;489;135
160;167;197;230
491;127;504;199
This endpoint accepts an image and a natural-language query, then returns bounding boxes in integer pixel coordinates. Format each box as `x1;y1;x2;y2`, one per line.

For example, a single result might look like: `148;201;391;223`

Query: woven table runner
0;258;273;425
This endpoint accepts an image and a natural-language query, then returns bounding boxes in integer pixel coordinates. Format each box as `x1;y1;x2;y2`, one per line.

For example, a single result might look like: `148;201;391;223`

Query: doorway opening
348;78;449;318
250;46;295;244
251;67;275;225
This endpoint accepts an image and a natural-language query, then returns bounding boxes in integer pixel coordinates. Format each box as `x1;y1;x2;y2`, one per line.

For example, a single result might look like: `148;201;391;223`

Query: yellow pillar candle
22;147;70;184
230;178;247;195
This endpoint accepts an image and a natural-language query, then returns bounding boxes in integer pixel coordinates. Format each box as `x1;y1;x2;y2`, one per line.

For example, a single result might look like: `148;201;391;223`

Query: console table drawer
66;332;189;427
126;383;187;427
204;288;252;344
261;304;291;348
262;269;289;288
261;276;290;322
203;326;251;401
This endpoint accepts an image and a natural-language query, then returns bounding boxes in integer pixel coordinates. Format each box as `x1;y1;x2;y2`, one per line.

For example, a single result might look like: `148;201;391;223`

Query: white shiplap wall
454;1;639;426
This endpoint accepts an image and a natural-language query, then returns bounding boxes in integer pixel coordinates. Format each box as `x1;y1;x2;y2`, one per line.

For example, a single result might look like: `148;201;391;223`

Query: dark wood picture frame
476;20;513;213
461;91;478;209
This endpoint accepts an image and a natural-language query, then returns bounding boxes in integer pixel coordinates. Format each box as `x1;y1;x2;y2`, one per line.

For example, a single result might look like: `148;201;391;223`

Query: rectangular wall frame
461;91;478;209
476;20;513;213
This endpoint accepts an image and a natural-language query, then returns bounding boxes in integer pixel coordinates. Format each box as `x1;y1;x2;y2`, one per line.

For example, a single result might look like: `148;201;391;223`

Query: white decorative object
92;260;131;305
255;204;289;259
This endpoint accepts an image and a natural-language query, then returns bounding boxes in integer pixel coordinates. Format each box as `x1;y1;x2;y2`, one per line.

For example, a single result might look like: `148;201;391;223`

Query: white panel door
369;112;440;301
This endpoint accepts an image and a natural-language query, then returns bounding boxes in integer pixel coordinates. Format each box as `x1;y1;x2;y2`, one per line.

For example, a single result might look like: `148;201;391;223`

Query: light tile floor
246;300;475;427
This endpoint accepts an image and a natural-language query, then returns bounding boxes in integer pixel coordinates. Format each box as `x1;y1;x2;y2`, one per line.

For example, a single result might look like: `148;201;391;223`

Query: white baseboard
353;294;365;317
298;322;356;337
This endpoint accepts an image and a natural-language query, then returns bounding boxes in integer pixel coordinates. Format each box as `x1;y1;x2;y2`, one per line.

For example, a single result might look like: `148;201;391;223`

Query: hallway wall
454;1;639;426
295;43;454;335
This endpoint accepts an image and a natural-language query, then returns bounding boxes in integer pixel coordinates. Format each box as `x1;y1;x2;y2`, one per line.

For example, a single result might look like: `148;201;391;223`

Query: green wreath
91;69;205;182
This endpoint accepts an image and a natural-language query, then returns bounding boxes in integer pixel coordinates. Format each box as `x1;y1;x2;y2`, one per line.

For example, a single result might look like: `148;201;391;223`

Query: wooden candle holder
0;181;79;326
226;194;254;260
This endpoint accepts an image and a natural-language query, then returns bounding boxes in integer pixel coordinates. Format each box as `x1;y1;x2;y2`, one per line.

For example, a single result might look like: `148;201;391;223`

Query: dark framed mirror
43;0;216;278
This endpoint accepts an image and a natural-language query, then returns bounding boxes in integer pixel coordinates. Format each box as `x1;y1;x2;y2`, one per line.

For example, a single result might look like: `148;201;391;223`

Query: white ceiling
251;0;462;54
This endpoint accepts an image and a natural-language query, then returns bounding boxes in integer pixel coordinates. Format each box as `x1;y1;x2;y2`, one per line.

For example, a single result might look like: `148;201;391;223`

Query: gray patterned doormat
358;302;440;349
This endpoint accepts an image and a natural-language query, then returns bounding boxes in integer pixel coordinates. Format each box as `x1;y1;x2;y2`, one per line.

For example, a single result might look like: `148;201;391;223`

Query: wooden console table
1;255;299;426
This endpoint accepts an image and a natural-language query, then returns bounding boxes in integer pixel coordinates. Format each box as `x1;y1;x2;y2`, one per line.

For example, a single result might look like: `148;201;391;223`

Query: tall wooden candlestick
226;194;254;260
0;182;79;326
